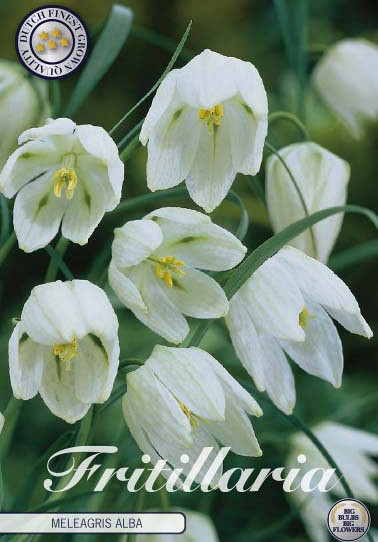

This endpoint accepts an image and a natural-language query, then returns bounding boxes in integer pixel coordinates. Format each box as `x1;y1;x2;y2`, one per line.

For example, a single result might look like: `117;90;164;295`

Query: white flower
0;117;124;253
140;49;268;212
266;142;350;263
123;345;262;485
287;422;378;542
0;412;4;434
9;280;119;423
0;60;50;169
225;246;372;414
312;39;378;138
138;509;219;542
108;207;246;344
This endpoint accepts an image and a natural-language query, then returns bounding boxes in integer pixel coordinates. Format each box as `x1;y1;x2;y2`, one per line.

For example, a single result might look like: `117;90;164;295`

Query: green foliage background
0;0;377;540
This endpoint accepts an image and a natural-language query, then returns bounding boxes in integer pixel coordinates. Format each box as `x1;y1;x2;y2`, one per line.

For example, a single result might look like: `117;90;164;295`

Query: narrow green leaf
64;5;133;117
44;243;74;281
109;20;192;137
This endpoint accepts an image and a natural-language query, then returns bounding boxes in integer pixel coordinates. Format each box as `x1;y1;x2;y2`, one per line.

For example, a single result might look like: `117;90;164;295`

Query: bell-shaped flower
138;509;219;542
266;142;350;263
0;117;124;253
287;422;378;542
123;346;262;486
108;207;246;344
225;246;372;414
312;39;378;138
9;280;119;423
140;49;268;212
0;60;50;169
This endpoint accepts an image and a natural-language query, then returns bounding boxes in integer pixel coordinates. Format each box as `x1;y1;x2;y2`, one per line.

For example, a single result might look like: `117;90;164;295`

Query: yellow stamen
198;103;224;134
299;306;314;329
53;336;78;371
53;168;78;200
178;400;199;430
154;256;186;288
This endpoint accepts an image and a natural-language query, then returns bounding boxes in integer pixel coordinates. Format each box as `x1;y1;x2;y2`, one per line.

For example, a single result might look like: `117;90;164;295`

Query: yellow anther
53;336;78;372
198;103;224;134
154;256;186;288
53;168;78;200
299;307;314;329
178;401;199;430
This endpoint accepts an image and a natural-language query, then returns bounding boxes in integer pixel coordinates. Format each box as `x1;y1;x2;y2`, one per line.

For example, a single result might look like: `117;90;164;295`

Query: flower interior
53;154;78;200
198;103;224;134
153;255;185;288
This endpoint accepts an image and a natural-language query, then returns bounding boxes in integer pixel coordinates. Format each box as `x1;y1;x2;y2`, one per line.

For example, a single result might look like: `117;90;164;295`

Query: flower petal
40;350;91;423
13;171;67;252
186;121;236;212
112;219;163;268
18;117;76;143
146;105;201;191
0;139;58;198
145;207;211;225
165;268;228;319
224;97;267;175
147;345;226;421
277;246;373;338
9;323;44;400
76;125;124;209
108;262;147;313
281;299;344;388
21;281;87;345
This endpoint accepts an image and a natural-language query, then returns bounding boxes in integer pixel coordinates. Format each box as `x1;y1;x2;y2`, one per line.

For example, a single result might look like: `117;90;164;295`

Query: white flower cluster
0;39;375;535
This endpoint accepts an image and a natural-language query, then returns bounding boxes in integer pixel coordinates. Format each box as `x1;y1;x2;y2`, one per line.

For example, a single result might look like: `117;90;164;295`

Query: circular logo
15;5;89;79
327;499;371;541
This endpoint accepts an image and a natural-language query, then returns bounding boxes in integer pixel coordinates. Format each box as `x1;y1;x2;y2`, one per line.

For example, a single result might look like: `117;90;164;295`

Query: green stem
0;397;22;462
0;195;10;245
0;232;16;267
264;140;317;259
117;119;143;153
268;111;310;140
44;243;74;281
159;480;170;511
44;236;70;282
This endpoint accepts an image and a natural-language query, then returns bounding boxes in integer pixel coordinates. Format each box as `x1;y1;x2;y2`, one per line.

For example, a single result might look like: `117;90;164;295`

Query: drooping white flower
287;422;378;542
0;60;50;169
0;117;124;252
266;142;350;263
109;207;246;344
140;49;268;212
138;509;219;542
9;280;119;423
225;246;372;414
312;39;378;138
123;345;262;485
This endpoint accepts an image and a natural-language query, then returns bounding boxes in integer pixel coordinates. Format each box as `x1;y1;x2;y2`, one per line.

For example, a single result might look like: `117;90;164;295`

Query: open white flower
266;142;350;263
138;509;219;542
109;207;246;343
225;246;372;413
0;117;124;252
123;346;262;485
0;60;50;169
287;422;378;542
9;280;119;423
140;49;268;212
312;39;378;138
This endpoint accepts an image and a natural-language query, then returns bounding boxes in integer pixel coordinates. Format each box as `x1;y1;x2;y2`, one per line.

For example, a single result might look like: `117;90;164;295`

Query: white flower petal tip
225;245;372;413
266;142;350;263
0;117;124;253
312;39;378;139
141;49;268;211
10;280;119;423
0;60;50;170
123;346;263;484
109;207;244;343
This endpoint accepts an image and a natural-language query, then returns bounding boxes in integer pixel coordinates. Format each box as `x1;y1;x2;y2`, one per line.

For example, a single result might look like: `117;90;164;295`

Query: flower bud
312;39;378;138
266;142;350;263
0;60;50;168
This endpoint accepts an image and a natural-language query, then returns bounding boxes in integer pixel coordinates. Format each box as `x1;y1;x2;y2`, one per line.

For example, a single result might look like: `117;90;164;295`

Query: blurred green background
0;0;377;540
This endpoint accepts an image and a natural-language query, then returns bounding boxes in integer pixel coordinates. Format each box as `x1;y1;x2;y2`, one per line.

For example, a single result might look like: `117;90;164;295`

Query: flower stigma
178;400;199;430
53;336;78;371
154;256;185;288
53;154;78;200
299;307;315;329
198;104;223;134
